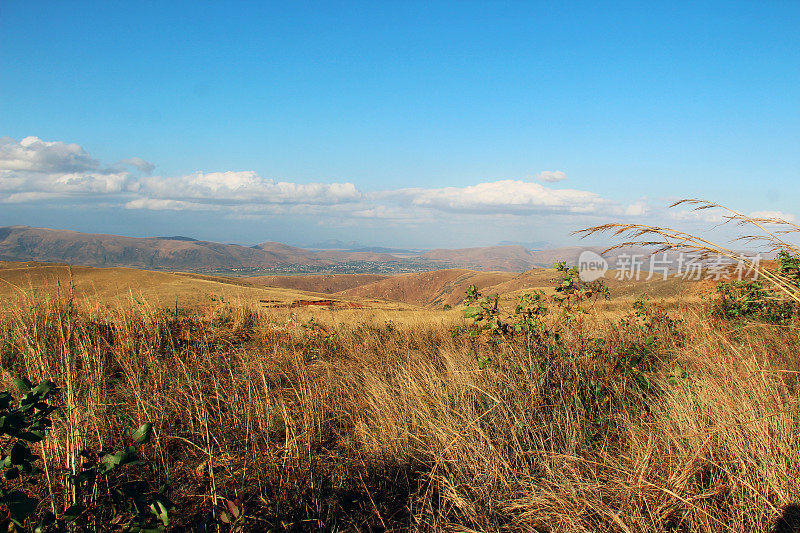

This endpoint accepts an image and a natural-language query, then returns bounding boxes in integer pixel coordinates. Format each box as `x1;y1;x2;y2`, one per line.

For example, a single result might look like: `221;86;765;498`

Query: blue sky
1;1;798;248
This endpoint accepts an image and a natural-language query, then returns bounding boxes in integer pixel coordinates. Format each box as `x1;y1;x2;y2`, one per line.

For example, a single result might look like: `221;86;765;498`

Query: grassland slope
336;269;520;307
0;261;392;309
244;273;389;293
336;267;696;308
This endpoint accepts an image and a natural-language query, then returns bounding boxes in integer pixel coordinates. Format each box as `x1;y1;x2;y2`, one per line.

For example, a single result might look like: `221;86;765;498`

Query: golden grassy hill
335;267;697;308
486;268;695;298
0;261;410;311
336;269;521;307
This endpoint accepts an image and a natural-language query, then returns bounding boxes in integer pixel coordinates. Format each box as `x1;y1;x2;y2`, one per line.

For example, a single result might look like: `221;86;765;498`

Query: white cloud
1;192;65;203
386;180;605;215
536;170;567;183
0;169;131;197
124;198;209;211
0;136;140;202
350;204;429;221
0;136;99;173
128;176;635;223
668;209;727;224
669;208;798;225
134;171;362;206
0;138;360;209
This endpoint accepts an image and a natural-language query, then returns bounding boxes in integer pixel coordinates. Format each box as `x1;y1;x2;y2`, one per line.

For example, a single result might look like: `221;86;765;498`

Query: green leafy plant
463;285;503;334
0;376;58;531
631;296;683;333
552;261;609;320
710;252;800;324
777;249;800;284
67;420;174;532
459;265;608;368
667;364;693;388
0;375;171;532
463;285;550;336
301;318;339;353
219;498;245;531
511;292;548;334
711;280;783;321
616;342;651;392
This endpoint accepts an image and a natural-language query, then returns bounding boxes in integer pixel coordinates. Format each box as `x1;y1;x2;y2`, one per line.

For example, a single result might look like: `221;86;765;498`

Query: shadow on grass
774;505;800;533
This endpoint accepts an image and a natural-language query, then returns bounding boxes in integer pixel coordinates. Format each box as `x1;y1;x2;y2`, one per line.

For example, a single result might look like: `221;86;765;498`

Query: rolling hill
335;267;694;308
414;245;661;272
250;241;322;264
0;226;401;271
336;269;522;307
0;261;410;311
0;226;291;270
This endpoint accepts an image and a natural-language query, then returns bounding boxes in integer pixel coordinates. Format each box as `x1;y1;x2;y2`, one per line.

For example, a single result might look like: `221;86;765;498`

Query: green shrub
710;250;800;323
0;376;171;532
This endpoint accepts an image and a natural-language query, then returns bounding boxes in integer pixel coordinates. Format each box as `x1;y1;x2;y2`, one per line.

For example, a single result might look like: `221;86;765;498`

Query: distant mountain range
0;225;684;273
0;226;405;272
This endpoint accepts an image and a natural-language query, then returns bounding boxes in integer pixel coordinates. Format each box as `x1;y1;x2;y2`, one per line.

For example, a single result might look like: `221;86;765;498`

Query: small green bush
711;251;800;323
0;376;171;532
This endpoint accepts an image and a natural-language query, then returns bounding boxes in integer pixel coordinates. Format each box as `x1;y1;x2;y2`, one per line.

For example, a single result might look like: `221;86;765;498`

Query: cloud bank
0;136;100;173
1;136;649;224
0;136;133;201
386;181;603;215
133;171;361;206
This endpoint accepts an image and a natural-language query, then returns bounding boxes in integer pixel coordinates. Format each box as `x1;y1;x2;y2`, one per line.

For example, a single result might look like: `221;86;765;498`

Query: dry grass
0;286;797;532
577;199;800;304
0;261;412;312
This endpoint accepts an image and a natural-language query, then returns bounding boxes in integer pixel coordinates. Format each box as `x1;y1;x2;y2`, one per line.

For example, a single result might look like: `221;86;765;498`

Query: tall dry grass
0;287;798;531
578;199;800;304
